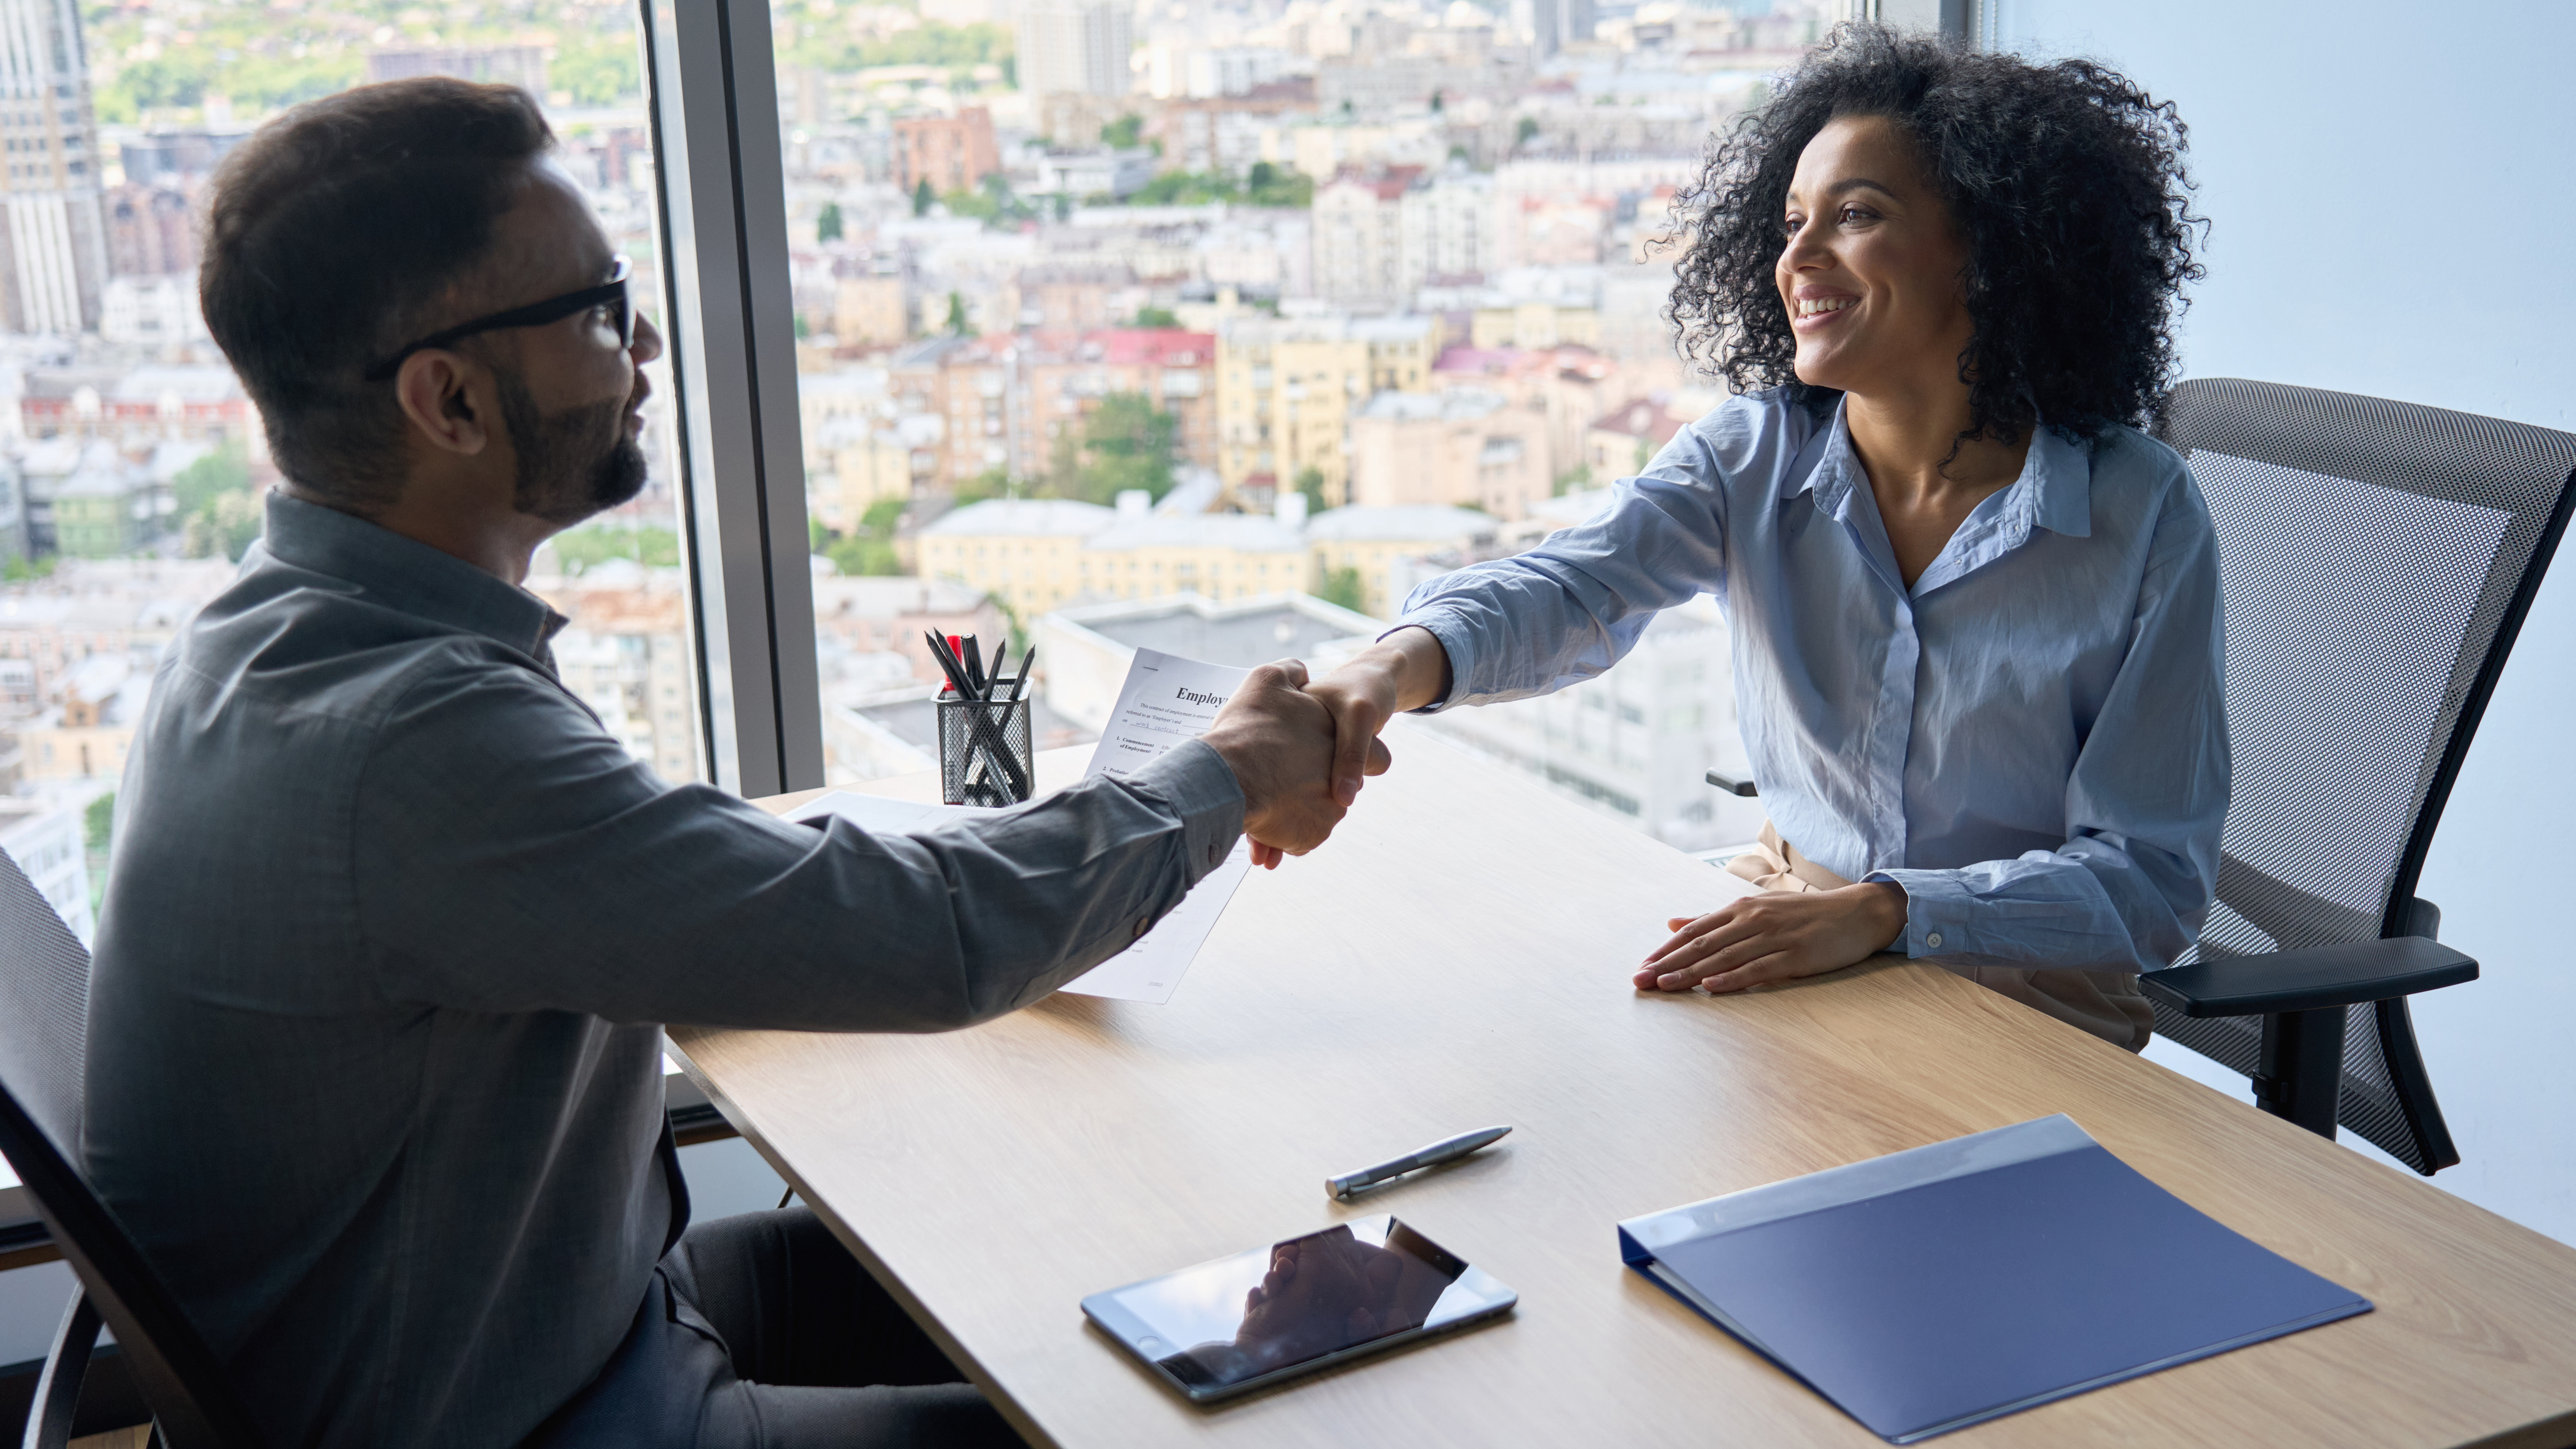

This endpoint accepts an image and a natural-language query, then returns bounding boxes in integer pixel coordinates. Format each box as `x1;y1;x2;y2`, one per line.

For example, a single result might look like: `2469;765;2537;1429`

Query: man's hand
1200;660;1361;866
1635;882;1908;993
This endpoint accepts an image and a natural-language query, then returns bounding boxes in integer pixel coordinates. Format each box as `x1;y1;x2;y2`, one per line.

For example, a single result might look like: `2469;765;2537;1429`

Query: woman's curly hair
1665;25;2205;447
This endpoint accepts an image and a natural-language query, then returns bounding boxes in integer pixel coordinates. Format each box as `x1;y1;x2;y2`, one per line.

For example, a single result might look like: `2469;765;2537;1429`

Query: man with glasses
82;78;1368;1448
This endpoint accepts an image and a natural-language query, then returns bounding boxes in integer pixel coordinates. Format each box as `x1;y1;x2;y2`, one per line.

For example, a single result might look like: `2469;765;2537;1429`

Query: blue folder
1618;1115;2370;1442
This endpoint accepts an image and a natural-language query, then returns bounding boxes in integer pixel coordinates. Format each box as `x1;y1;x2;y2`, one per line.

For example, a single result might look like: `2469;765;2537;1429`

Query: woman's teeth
1797;297;1854;317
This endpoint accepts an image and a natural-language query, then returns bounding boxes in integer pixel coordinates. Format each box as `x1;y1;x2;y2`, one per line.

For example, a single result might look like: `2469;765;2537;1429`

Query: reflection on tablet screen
1118;1220;1470;1389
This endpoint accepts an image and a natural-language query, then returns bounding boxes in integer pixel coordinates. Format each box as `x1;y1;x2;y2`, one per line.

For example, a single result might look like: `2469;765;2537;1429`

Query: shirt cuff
1384;613;1471;714
1125;737;1246;886
1863;868;1971;957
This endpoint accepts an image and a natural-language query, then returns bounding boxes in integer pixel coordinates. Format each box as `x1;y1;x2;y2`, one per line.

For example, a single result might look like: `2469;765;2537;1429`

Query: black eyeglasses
363;255;635;382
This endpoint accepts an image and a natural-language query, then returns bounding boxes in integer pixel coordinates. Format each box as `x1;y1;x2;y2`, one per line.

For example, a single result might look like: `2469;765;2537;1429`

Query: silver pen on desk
1327;1126;1512;1199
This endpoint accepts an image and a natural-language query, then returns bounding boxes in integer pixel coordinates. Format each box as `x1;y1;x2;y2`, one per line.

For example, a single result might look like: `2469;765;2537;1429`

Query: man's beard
494;367;649;526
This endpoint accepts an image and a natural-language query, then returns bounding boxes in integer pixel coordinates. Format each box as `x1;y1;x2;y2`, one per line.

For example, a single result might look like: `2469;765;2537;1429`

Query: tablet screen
1094;1217;1484;1391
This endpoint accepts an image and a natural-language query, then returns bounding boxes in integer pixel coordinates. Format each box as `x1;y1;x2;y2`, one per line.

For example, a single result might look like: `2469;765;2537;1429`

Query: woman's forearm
1365;625;1455;714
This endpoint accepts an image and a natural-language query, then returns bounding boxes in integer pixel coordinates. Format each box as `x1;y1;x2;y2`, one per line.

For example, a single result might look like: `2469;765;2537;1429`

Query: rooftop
1084;514;1306;553
1304;504;1498;543
920;498;1118;538
1358;387;1512;423
1048;591;1379;669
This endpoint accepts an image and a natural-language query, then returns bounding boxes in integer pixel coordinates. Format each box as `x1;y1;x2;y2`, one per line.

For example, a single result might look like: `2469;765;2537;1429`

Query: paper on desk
1060;648;1253;1004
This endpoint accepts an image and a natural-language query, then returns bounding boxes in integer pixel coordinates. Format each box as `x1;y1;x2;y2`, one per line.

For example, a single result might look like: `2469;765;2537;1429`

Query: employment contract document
792;648;1252;1003
1060;648;1253;1002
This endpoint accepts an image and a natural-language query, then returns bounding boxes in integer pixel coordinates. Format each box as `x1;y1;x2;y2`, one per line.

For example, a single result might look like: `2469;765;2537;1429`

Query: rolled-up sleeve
1868;483;2229;972
1395;426;1733;711
353;657;1245;1030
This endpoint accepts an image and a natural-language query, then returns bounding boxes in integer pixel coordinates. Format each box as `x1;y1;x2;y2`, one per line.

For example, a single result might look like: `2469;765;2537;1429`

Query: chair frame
2140;379;2576;1170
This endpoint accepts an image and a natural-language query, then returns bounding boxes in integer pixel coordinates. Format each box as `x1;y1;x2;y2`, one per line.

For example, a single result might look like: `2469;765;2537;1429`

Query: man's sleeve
1867;474;2230;972
351;656;1243;1030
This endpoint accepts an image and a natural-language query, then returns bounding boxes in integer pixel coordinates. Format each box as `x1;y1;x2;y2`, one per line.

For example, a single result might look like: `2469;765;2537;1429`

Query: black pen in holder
939;696;1033;807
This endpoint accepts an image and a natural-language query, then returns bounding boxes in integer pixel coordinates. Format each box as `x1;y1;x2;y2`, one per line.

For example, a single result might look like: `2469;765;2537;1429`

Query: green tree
1072;393;1178;503
552;525;682;570
84;792;115;854
553;37;641;105
1133;306;1180;328
1515;115;1541;149
913;178;936;216
944;291;971;335
1100;113;1144;148
1318;566;1367;614
1430;88;1445;113
817;201;844;242
956;467;1012;505
182;491;265;563
1295;465;1329;515
3;556;55;583
171;441;251;517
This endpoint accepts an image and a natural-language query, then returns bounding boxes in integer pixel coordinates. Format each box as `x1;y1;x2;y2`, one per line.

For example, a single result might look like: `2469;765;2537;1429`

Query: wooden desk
671;725;2576;1448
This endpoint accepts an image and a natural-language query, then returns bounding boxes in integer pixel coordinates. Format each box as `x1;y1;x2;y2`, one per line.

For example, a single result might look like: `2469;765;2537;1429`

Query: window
23;0;694;932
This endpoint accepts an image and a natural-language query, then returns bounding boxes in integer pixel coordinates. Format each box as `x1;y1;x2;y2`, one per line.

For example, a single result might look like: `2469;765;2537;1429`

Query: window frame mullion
638;0;822;797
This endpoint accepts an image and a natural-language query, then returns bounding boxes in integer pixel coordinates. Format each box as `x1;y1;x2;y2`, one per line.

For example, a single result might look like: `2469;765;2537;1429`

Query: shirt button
1134;916;1151;939
1926;932;1944;949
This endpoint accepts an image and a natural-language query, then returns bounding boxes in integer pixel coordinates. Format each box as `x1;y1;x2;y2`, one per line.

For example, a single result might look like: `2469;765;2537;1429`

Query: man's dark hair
1664;25;2205;449
201;79;554;515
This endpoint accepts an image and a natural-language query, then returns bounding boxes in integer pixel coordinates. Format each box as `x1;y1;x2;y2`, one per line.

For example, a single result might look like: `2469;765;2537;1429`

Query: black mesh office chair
2137;379;2576;1173
1711;379;2576;1174
0;849;262;1449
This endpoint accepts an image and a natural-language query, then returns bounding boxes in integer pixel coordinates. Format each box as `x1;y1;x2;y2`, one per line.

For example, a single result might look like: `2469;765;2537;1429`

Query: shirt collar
256;492;569;660
1794;398;2093;541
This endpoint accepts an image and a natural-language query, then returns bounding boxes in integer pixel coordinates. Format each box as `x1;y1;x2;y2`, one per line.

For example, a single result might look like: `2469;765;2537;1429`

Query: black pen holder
939;696;1034;807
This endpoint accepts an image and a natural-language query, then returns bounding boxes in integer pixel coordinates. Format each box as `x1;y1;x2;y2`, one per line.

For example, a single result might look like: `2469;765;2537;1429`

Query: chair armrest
1704;769;1758;798
2141;936;2476;1018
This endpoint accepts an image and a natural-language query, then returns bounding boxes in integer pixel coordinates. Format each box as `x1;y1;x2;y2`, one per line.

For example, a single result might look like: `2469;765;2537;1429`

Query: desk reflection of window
1157;1221;1463;1390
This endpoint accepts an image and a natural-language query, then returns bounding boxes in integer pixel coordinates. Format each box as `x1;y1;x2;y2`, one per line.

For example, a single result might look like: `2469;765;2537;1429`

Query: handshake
1197;626;1453;870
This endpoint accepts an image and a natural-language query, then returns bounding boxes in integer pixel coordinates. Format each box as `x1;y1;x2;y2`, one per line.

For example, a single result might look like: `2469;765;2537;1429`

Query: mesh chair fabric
2153;379;2576;1171
0;844;92;1160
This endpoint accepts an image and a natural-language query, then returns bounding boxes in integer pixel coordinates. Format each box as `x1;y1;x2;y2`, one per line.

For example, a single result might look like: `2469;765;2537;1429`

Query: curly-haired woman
1304;27;2222;1050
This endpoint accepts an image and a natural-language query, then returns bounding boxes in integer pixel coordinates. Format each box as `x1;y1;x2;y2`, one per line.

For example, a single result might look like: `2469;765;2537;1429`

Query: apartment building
1016;0;1134;98
890;335;1013;487
893;108;999;198
1312;165;1422;308
1145;79;1319;176
1414;593;1754;852
1349;388;1553;521
1214;314;1436;505
915;498;1118;617
1074;501;1309;605
1586;396;1691;485
1302;503;1498;619
1014;328;1220;475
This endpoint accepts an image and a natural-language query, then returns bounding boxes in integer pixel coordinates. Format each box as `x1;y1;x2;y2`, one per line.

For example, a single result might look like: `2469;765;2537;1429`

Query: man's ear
392;351;493;458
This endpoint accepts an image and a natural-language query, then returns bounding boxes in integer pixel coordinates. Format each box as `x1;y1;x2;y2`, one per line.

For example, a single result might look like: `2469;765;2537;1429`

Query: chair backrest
0;847;263;1448
2153;379;2576;1171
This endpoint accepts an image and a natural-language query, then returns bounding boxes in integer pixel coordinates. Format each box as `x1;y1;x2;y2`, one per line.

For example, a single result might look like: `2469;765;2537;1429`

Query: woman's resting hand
1637;881;1909;993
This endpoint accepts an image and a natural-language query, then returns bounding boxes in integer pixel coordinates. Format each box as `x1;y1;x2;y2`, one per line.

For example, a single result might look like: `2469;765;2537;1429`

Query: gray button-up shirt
83;494;1244;1448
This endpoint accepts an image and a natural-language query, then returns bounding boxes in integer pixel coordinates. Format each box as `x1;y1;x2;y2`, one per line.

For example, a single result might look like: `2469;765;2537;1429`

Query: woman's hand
1264;628;1449;867
1636;881;1909;993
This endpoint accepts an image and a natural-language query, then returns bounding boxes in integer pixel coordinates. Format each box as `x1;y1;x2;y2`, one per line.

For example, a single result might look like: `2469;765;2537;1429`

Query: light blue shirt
1398;388;2228;974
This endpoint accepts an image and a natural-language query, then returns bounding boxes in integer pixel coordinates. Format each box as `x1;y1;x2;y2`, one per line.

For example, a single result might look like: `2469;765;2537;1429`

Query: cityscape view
0;0;1826;934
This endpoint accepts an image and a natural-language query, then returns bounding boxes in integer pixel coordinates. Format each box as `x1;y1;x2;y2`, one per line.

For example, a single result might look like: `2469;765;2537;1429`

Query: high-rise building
1015;0;1134;99
1513;0;1596;57
0;0;110;336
